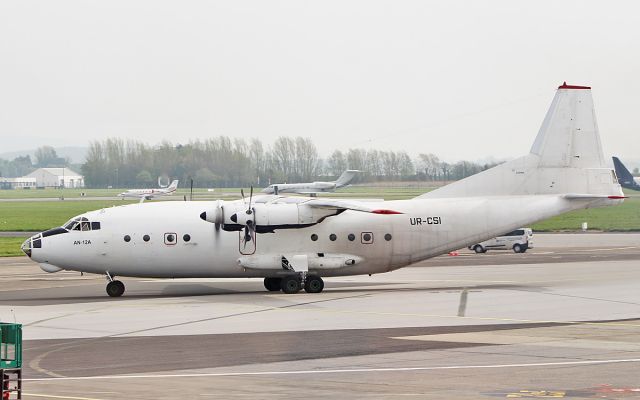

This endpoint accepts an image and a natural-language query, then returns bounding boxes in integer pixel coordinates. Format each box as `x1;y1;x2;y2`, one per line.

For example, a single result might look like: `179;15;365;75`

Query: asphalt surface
0;235;639;399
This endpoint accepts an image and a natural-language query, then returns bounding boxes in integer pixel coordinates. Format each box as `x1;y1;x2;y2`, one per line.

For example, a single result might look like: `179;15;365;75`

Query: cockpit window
64;218;79;230
63;217;100;232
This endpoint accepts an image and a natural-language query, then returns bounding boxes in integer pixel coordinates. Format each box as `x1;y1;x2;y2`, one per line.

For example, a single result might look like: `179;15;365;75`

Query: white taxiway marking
24;358;640;382
24;394;107;400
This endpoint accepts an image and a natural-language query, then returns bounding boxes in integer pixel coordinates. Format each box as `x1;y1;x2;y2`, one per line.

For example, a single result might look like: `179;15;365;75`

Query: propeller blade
248;186;253;211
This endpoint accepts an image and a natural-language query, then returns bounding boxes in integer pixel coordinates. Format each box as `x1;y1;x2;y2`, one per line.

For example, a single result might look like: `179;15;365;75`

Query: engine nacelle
200;200;342;232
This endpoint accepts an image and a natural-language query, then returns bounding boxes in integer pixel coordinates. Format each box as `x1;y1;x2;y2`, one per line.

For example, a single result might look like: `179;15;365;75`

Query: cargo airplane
22;83;624;297
262;170;359;195
118;180;179;202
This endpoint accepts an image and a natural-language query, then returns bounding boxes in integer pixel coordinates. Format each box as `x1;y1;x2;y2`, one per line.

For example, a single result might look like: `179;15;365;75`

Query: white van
469;228;533;253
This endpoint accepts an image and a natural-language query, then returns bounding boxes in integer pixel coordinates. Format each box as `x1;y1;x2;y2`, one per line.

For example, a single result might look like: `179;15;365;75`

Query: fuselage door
239;228;256;255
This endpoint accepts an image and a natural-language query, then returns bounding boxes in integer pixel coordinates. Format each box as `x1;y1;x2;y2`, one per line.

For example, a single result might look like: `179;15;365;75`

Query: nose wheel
106;280;125;297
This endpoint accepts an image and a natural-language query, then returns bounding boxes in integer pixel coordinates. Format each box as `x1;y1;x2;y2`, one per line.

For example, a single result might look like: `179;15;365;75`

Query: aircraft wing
303;199;403;214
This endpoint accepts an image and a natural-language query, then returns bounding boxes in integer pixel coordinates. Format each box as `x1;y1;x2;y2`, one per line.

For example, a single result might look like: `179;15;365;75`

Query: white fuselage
26;194;607;279
118;187;175;199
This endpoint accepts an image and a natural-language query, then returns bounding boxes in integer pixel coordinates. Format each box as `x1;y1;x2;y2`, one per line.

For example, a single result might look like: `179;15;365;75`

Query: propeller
199;187;256;247
199;200;224;238
243;186;255;245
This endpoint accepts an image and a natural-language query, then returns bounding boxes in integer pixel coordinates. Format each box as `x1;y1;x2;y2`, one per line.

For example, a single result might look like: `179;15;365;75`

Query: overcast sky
1;1;639;162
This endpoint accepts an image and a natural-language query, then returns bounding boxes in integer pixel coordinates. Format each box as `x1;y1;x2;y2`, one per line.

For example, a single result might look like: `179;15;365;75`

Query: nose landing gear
105;272;125;297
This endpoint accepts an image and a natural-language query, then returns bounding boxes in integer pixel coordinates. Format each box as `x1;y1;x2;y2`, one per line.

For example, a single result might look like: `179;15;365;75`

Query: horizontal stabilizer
563;194;626;200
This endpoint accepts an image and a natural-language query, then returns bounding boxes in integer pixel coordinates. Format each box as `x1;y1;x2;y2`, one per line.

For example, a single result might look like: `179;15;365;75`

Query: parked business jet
612;157;640;191
118;180;179;202
22;83;624;297
262;170;359;195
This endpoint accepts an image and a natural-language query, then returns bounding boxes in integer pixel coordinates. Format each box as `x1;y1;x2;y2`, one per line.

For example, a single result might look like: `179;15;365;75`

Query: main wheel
281;276;301;294
513;244;523;253
106;280;125;297
304;275;324;293
473;245;485;254
263;277;282;291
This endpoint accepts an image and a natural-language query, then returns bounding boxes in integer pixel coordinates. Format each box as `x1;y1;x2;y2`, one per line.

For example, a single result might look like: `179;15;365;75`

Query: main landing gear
263;275;324;294
105;272;125;297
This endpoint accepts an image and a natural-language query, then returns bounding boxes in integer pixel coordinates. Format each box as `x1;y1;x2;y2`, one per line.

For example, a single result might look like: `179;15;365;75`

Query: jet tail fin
335;170;359;187
419;83;622;200
612;157;634;183
168;180;179;190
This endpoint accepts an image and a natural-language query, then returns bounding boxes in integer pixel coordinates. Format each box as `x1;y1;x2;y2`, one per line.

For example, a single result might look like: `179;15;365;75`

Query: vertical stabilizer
530;83;604;168
613;157;634;182
420;83;622;199
335;170;359;187
167;180;179;191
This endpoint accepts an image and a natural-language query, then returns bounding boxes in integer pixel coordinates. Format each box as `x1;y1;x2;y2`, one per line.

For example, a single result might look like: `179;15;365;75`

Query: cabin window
348;233;355;241
164;233;177;245
124;235;131;242
310;234;318;241
143;234;150;242
384;233;392;241
361;232;373;244
329;234;337;241
183;234;191;242
91;222;101;230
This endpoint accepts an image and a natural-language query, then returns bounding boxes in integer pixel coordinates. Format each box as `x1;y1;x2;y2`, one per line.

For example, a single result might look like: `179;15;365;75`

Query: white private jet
22;83;624;297
118;180;179;202
262;170;359;195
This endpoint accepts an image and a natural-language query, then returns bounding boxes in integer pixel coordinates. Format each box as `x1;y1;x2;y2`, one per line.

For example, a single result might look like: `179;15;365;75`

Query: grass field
0;200;137;231
531;196;640;231
0;187;243;199
0;237;26;257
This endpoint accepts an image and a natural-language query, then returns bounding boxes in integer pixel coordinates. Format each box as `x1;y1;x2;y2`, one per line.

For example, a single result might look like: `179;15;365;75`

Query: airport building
24;167;85;188
0;176;37;189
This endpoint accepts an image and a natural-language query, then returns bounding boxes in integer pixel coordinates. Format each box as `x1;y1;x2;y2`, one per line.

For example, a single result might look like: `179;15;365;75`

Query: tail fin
335;170;359;187
612;157;634;183
420;83;622;199
167;180;179;191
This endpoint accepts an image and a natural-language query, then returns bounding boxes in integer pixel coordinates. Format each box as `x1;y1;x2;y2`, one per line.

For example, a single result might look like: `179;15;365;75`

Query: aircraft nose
21;237;32;258
21;233;42;258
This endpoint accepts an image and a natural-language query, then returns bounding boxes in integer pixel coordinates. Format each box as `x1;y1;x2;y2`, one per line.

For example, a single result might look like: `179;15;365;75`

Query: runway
1;236;639;399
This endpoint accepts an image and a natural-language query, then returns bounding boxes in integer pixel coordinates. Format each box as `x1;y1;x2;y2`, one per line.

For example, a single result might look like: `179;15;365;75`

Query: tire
473;245;485;254
304;275;324;293
106;280;125;297
513;244;523;253
263;277;282;292
281;276;301;294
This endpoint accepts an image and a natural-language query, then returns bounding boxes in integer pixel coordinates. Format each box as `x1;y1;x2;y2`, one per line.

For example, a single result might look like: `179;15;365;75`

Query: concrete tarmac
0;236;639;399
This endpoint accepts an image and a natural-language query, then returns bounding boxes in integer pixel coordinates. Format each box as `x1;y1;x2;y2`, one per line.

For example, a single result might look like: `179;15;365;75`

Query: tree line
0;139;501;188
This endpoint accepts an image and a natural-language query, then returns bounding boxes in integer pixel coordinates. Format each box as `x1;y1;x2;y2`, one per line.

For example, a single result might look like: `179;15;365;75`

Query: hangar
24;167;85;188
